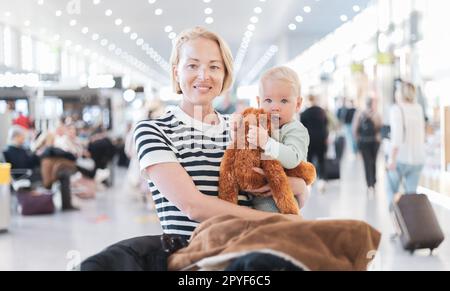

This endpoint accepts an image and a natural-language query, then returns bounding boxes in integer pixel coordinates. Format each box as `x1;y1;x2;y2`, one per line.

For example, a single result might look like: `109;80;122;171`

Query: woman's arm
145;163;297;223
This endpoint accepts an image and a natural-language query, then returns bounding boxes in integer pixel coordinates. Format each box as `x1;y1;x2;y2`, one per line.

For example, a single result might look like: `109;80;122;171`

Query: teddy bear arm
285;161;317;185
218;149;239;204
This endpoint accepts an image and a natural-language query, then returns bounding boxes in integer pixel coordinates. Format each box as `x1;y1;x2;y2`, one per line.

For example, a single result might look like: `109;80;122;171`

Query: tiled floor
1;152;449;271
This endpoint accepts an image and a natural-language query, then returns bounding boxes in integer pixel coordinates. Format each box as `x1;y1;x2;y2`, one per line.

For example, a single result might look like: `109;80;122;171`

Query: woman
386;82;426;201
81;27;308;271
353;98;382;196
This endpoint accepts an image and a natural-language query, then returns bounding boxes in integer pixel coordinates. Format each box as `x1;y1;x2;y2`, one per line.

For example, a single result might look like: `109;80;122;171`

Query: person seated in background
3;126;41;182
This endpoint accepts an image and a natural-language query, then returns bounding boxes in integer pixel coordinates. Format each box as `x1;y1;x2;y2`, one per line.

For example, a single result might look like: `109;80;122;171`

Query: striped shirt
134;106;251;239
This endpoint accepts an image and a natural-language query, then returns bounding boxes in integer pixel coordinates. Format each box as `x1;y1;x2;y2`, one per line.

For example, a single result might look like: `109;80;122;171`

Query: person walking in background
343;99;357;156
353;98;382;196
386;81;426;201
301;95;328;192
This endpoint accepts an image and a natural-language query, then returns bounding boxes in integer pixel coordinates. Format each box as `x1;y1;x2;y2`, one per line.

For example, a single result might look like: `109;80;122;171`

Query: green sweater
264;119;310;169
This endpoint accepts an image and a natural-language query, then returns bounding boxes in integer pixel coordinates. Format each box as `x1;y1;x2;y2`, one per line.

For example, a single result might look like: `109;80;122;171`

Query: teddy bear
218;108;316;215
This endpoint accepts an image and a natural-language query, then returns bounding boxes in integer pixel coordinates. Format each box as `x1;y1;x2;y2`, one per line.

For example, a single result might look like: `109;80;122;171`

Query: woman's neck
180;100;219;125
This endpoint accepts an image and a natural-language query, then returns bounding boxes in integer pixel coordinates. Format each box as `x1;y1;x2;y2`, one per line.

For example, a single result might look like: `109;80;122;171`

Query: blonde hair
259;66;301;97
401;82;416;103
170;26;234;95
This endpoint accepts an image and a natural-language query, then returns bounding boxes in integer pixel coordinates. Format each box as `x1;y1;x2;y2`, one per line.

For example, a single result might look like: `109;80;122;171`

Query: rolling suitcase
390;194;445;254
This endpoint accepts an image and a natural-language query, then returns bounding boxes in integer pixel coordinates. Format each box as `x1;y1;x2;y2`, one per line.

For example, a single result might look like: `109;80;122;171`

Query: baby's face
259;79;301;127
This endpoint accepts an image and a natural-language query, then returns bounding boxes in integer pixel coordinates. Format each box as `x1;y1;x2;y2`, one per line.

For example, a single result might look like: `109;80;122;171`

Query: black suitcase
324;158;340;180
390;194;445;254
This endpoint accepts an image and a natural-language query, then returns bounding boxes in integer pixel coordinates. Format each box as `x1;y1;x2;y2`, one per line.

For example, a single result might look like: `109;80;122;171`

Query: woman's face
174;37;226;106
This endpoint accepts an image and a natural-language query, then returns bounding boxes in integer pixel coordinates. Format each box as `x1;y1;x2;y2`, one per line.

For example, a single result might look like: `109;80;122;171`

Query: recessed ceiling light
353;5;361;12
340;14;348;22
204;8;213;15
295;15;304;23
304;6;311;13
24;20;31;27
81;27;89;34
130;33;138;40
205;17;214;24
70;19;77;26
123;26;131;33
105;9;112;16
247;24;255;31
250;16;258;23
164;25;173;33
203;0;211;3
254;7;262;14
37;0;44;6
115;18;122;26
288;23;297;30
100;39;108;46
93;0;101;5
155;8;163;16
148;0;157;4
55;10;62;16
92;34;99;41
168;32;177;39
136;39;144;46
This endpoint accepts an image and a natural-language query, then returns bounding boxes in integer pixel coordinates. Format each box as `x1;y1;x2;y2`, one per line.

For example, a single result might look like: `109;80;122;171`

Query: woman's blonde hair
170;26;234;95
400;82;416;103
259;66;301;97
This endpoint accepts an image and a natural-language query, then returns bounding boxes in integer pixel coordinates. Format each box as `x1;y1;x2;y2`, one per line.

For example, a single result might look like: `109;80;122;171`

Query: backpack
357;114;377;143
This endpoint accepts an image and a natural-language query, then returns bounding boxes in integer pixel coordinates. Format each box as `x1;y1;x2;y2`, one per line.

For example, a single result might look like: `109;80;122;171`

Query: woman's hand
245;168;310;209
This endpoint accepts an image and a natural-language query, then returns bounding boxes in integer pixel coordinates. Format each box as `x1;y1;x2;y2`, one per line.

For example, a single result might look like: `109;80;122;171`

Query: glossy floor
0;153;449;271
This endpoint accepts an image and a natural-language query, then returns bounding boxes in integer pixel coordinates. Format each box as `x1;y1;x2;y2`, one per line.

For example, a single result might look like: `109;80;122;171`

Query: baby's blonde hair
170;26;234;95
259;66;301;97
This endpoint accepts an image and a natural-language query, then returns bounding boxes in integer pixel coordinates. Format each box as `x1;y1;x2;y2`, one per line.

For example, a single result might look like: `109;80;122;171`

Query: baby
248;66;310;212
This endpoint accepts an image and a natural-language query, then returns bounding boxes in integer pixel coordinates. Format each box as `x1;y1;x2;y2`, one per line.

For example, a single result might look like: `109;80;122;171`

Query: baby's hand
248;125;269;149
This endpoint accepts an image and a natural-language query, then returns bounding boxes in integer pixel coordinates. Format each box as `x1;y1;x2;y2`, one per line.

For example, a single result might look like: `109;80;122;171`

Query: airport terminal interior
1;0;450;271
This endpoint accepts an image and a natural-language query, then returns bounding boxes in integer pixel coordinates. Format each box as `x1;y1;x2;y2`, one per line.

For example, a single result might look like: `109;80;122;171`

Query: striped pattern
135;108;251;239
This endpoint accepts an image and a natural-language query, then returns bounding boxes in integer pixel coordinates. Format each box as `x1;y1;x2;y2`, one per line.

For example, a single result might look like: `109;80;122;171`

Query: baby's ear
296;96;303;112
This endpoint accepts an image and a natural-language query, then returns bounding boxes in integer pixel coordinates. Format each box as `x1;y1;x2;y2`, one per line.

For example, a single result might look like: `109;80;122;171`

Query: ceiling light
93;0;101;5
254;7;262;14
136;38;144;46
105;9;112;16
100;39;108;46
203;0;211;3
81;27;89;34
148;0;157;4
155;8;163;15
70;19;77;26
205;17;214;24
164;25;173;33
304;6;311;13
24;20;31;27
204;8;213;15
168;32;177;39
92;34;99;41
130;33;138;40
247;24;255;31
288;23;296;30
123;26;131;33
295;15;304;23
250;16;258;23
353;5;361;12
115;18;122;26
37;0;44;5
55;10;62;16
340;14;348;22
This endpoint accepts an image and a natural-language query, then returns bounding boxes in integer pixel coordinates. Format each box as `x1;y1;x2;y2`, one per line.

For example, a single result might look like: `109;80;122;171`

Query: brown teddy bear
218;108;316;215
